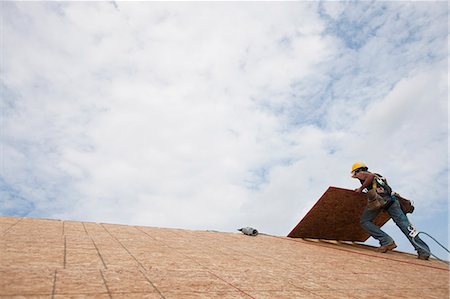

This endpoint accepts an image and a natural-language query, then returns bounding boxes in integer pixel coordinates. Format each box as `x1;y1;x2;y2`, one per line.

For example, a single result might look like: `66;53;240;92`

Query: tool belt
366;189;391;211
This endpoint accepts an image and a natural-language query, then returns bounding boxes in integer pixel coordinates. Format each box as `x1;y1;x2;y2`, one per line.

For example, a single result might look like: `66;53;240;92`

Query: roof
1;216;449;298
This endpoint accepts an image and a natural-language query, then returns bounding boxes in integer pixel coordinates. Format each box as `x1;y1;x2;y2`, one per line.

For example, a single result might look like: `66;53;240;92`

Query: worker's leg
360;207;394;246
386;200;430;257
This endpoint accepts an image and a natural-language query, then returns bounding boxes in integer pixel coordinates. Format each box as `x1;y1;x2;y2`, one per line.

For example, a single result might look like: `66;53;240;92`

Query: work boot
418;254;430;260
377;241;397;253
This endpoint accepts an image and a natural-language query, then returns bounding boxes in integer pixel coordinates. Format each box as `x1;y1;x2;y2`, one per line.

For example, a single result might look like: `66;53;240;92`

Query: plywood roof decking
1;216;448;298
288;187;391;241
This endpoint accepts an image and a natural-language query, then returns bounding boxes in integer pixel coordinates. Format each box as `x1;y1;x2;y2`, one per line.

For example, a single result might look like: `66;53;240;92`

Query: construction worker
351;162;431;260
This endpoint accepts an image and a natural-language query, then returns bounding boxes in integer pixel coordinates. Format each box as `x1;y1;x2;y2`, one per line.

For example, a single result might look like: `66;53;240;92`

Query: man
351;162;431;260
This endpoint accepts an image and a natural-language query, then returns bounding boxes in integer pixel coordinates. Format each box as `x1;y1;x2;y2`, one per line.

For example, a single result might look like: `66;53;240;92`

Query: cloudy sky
1;2;448;255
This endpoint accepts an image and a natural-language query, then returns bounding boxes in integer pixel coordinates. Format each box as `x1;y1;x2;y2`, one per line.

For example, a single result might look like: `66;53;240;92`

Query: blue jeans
360;198;430;257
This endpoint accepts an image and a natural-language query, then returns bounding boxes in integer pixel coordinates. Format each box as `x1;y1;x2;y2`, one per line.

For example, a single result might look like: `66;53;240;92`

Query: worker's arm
355;171;375;193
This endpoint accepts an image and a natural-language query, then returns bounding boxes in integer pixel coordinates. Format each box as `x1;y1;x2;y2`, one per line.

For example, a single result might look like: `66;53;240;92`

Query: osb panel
54;269;106;295
53;295;112;299
63;221;88;236
65;248;105;269
0;268;54;295
249;291;324;299
101;269;157;294
0;216;448;299
1;243;63;269
0;217;21;235
288;186;391;241
110;293;164;299
162;291;248;299
217;269;305;291
146;270;234;293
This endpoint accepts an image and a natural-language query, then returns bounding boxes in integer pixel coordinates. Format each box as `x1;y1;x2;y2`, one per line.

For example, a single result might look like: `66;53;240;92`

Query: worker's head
351;162;368;178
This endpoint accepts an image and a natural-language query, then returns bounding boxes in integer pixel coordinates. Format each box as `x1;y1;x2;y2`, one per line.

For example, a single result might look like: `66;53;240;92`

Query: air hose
408;226;449;265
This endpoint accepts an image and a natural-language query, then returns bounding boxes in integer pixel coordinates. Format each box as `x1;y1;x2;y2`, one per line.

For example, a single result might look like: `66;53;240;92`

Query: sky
1;2;448;256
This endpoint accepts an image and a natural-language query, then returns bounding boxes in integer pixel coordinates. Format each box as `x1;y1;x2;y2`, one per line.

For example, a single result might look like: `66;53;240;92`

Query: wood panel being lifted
288;187;391;242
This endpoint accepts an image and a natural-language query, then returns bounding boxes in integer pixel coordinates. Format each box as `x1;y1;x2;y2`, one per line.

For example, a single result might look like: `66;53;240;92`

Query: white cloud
352;69;448;206
1;2;447;255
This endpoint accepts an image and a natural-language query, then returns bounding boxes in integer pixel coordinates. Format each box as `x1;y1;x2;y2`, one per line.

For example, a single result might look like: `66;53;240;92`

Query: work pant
360;199;430;257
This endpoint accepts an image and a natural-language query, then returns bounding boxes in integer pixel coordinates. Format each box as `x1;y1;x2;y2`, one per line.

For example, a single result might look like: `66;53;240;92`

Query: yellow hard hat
351;162;367;173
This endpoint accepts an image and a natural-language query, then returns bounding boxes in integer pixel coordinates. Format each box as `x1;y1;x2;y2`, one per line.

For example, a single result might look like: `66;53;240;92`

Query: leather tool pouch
366;189;388;211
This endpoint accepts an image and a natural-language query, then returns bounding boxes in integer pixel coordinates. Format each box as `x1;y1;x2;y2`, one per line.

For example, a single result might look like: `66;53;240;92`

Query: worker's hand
354;188;362;193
